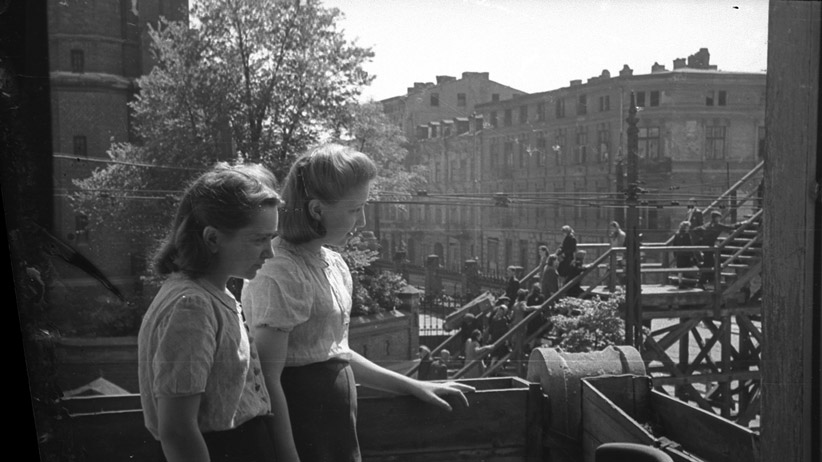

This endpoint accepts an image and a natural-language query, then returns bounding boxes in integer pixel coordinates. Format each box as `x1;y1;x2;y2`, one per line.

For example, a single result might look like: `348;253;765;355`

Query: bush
547;291;626;353
337;235;408;317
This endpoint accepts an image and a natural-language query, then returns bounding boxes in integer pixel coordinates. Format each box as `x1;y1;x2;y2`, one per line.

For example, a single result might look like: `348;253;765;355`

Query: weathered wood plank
581;377;655;462
762;2;821;461
651;391;760;462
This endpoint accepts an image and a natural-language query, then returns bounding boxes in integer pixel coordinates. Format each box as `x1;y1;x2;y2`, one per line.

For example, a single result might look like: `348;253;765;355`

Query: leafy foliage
134;0;374;170
337;235;408;317
332;101;428;214
547;291;626;352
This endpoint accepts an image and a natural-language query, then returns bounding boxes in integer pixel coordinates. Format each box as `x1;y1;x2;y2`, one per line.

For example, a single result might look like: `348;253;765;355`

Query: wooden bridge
412;161;764;427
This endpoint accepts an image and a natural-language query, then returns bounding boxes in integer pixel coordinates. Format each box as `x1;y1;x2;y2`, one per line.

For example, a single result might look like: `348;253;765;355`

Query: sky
321;0;770;102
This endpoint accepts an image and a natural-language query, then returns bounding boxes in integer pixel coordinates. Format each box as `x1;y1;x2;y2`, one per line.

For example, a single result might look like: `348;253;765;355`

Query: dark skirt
156;414;278;462
281;358;360;462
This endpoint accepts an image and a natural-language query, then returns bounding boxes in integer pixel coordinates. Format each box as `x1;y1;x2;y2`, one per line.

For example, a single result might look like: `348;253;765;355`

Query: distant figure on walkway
693;210;750;289
557;225;577;281
564;250;591;299
504;265;520;306
686;198;705;229
671;221;699;288
429;350;450;380
417;345;433;380
608;221;627;248
540;254;560;299
464;329;494;378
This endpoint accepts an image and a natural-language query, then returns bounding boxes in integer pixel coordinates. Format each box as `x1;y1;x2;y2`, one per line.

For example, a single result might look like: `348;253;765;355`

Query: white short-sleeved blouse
242;237;353;366
137;274;270;439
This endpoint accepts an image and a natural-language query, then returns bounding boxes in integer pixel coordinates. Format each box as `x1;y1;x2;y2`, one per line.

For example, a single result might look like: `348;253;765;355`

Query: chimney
619;65;633;77
687;48;710;69
673;58;686;69
462;71;490;80
436;75;456;84
651;62;667;73
570;79;582;86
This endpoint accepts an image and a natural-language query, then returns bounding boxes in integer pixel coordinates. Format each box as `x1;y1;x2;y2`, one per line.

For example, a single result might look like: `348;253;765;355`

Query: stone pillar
424;254;442;300
462;259;480;301
397;285;422;358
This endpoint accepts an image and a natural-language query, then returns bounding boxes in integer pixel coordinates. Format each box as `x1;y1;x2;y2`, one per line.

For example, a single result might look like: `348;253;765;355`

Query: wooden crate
53;376;545;462
581;375;760;462
358;376;544;462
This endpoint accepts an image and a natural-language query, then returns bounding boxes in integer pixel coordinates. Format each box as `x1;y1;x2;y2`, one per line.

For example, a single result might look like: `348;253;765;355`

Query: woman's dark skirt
281;358;361;462
156;414;278;462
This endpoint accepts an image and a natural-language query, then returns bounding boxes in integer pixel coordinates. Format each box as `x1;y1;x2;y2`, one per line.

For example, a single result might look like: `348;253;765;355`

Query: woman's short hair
470;329;483;342
609;221;621;229
562;225;573;234
547;254;558;266
539;244;549;254
153;162;280;277
279;143;378;244
679;220;691;230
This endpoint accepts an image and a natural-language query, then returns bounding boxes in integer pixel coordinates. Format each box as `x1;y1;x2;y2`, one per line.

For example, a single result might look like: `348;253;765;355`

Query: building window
599;95;610;112
635;91;646;107
577;94;587;115
597;123;610;163
718;90;727;106
430;93;439;107
638;127;660;159
556;98;566;118
430;124;439;137
490;111;498;128
457;93;466;107
73;135;87;157
490;139;500;167
536;102;546;122
474;115;484;132
705;126;726;160
492;93;500;102
70;49;84;73
536;136;546;167
519;105;528;124
650;90;660;107
554;129;566;166
575;126;588;164
504;108;512;126
504;140;514;169
518;137;528;168
706;90;715;106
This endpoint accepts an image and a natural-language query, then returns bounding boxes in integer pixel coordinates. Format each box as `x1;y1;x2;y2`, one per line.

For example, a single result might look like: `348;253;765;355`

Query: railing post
608;251;616;291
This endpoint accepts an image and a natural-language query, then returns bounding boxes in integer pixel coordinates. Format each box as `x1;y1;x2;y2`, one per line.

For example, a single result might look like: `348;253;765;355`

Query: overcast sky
321;0;770;102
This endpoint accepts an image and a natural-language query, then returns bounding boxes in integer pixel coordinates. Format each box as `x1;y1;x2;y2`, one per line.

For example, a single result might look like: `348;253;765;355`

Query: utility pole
624;92;643;347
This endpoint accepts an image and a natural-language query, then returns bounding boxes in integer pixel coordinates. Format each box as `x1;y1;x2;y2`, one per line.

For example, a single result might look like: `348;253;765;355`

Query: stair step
721;246;762;252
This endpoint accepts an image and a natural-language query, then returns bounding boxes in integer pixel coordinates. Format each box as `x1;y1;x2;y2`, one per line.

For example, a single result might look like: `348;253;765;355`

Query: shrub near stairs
547;292;627;353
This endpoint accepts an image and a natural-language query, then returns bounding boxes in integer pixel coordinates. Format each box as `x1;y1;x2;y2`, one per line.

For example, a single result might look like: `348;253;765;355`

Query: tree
133;0;374;171
333;100;428;204
71;0;374;267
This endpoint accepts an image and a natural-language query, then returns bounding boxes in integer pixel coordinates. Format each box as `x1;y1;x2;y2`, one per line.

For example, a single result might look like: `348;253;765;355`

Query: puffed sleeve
242;257;313;332
151;293;217;396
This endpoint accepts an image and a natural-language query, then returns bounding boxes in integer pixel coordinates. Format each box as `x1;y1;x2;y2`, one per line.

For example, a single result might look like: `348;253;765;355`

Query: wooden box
358;376;545;462
52;376;544;462
581;375;760;462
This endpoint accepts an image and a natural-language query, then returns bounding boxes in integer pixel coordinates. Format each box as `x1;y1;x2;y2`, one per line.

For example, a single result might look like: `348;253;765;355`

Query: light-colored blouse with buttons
242;237;353;367
138;273;270;440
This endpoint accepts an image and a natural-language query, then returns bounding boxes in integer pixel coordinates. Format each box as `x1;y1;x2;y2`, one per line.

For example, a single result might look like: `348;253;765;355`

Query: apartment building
376;49;766;274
